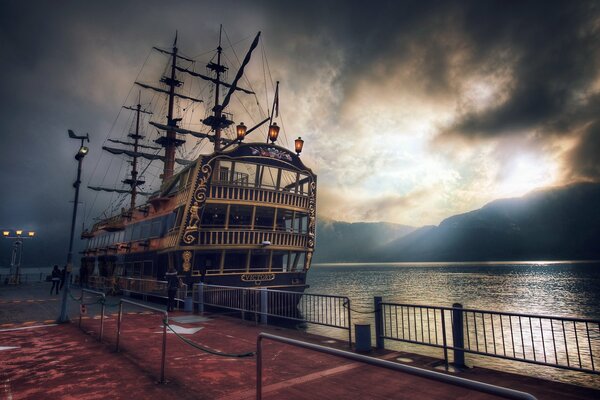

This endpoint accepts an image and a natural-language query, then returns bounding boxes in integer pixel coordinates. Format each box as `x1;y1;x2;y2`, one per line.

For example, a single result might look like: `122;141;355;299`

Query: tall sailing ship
81;30;316;292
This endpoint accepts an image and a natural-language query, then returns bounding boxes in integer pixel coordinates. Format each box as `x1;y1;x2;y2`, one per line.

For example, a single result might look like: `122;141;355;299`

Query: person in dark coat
59;265;67;290
50;265;60;295
165;267;181;312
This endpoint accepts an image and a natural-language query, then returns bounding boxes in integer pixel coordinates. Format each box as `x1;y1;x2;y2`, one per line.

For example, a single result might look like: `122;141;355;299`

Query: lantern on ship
268;123;280;143
295;137;304;155
236;122;247;141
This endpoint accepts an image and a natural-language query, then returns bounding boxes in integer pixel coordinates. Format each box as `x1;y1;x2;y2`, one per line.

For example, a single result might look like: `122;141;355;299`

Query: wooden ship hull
81;143;316;292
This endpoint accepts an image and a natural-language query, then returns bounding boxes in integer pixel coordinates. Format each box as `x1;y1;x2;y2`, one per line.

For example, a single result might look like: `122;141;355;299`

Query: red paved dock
1;285;599;399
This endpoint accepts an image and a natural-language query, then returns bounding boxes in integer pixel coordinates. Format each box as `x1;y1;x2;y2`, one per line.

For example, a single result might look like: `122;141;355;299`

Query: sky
1;0;600;266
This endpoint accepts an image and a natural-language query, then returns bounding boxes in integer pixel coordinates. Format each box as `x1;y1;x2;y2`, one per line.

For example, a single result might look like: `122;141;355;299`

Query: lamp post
2;230;36;284
58;130;89;323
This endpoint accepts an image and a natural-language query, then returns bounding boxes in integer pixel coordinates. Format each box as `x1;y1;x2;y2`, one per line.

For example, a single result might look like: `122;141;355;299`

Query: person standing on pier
165;267;181;312
59;265;67;291
50;265;61;295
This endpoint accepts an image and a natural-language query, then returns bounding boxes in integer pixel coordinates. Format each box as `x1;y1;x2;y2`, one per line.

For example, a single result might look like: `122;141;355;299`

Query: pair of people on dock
50;265;67;295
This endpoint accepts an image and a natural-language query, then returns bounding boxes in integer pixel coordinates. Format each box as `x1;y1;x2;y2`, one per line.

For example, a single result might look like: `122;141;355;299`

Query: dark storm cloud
262;0;600;181
1;0;599;265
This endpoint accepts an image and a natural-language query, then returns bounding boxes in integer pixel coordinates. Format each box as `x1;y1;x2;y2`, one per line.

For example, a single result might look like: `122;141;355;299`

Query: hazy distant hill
313;219;415;262
313;182;600;262
378;182;600;261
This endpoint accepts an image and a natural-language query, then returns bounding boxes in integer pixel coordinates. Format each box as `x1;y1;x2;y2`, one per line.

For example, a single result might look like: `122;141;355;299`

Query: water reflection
305;261;600;388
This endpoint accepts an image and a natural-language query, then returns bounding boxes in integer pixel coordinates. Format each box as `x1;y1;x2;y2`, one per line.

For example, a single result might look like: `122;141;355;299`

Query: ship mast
89;94;156;209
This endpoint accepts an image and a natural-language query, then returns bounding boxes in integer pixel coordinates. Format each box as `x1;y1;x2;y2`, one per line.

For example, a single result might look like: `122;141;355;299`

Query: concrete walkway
1;283;598;399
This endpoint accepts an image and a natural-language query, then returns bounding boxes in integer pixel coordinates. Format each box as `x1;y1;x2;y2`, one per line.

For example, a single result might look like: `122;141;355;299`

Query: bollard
355;324;372;352
374;296;384;349
260;288;268;325
452;303;466;368
184;296;193;312
99;301;105;342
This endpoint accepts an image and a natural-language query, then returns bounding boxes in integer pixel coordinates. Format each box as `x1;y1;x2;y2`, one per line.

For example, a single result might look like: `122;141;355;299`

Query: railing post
198;283;204;314
346;298;352;348
452;303;466;368
256;336;263;400
78;289;83;329
374;296;384;349
99;298;105;342
160;312;168;384
260;288;268;325
116;301;123;352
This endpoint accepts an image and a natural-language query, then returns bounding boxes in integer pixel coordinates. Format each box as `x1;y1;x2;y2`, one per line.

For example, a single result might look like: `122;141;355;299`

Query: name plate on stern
241;273;275;285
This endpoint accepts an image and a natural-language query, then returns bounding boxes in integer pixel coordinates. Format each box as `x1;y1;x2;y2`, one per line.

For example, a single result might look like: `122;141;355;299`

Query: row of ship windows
88;205;310;249
89;250;308;278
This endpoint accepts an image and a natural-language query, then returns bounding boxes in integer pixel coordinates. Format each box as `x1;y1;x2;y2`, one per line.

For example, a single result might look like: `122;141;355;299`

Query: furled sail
102;146;192;165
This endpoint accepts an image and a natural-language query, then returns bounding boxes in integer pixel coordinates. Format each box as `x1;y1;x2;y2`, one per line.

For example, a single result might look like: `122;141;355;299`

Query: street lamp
1;229;37;284
58;129;90;323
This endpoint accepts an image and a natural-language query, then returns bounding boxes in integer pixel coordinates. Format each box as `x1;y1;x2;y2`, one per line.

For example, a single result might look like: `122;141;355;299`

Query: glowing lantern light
236;122;247;141
295;137;304;155
268;123;280;143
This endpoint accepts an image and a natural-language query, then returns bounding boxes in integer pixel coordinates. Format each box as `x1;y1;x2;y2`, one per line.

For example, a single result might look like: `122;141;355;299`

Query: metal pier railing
376;299;600;374
193;283;352;346
257;333;537;400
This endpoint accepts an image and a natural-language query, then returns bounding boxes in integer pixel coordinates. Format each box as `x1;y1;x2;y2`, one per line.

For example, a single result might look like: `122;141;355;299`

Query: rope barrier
164;319;255;358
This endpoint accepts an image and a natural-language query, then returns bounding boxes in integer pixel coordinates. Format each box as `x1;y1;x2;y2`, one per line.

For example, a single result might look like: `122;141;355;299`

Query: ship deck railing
192;283;352;347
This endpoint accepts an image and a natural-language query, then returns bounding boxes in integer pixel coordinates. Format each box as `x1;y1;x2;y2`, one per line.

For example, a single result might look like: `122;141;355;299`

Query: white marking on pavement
0;346;19;351
0;324;57;332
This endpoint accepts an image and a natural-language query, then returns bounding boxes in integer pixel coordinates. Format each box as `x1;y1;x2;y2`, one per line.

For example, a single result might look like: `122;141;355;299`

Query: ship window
133;262;142;278
280;169;298;193
194;251;221;274
292;212;309;234
201;204;227;228
271;250;290;272
132;224;142;241
276;209;294;231
249;249;270;272
142;261;153;277
165;211;177;231
150;219;162;237
260;166;279;189
233;162;257;186
140;221;151;239
215;161;232;183
254;207;275;230
297;174;311;195
223;251;247;271
292;252;306;271
229;205;253;229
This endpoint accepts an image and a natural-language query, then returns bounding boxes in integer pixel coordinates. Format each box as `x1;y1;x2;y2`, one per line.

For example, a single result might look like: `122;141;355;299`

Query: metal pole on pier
58;130;89;323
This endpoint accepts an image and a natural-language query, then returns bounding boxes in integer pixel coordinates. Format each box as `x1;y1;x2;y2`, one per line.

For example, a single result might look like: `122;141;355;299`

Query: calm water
305;261;600;388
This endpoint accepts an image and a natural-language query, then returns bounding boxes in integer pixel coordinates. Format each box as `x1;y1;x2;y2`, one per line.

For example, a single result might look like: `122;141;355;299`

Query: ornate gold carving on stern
307;181;317;249
182;251;192;272
179;162;213;246
241;273;275;285
194;164;212;203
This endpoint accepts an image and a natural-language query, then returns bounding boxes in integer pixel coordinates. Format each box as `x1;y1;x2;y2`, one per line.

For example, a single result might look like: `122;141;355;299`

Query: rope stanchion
164;319;255;358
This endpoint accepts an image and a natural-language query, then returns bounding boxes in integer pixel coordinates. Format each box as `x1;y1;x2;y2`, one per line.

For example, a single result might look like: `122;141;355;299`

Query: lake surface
305;261;600;388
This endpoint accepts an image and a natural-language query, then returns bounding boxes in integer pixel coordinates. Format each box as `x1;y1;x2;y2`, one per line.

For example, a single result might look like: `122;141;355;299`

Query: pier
1;283;599;399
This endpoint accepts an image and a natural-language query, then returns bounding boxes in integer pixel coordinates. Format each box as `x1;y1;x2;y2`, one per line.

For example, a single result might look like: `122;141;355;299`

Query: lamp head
268;123;280;143
236;122;247;141
75;146;89;160
294;137;304;155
